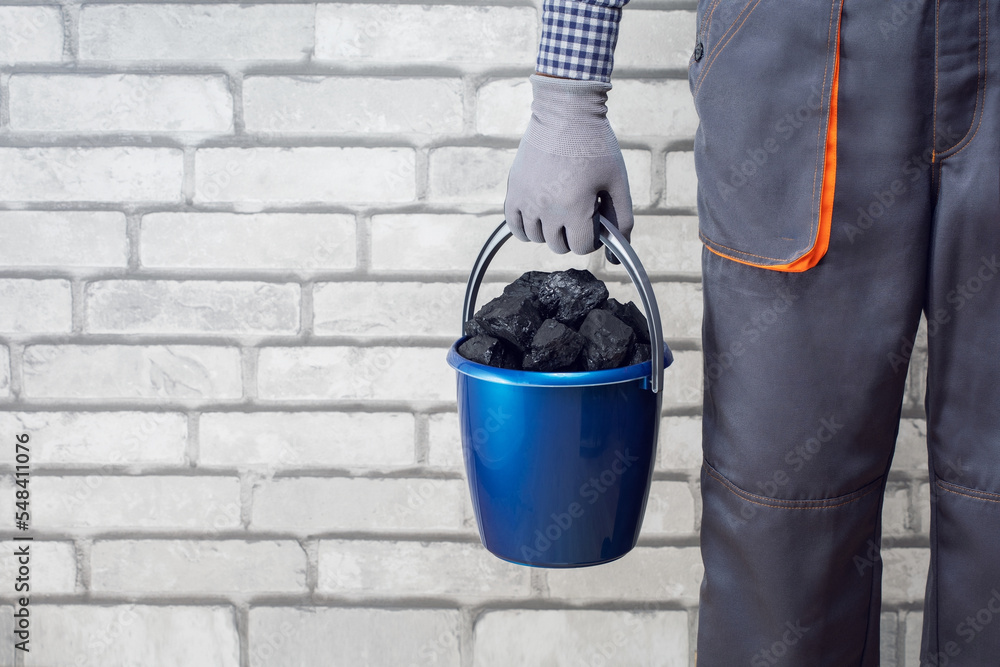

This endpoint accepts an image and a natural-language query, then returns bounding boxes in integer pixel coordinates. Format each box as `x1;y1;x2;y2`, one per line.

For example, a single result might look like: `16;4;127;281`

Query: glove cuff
523;73;620;158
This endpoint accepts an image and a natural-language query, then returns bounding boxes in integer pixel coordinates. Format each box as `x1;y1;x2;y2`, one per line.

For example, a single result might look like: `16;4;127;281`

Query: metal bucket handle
461;214;666;394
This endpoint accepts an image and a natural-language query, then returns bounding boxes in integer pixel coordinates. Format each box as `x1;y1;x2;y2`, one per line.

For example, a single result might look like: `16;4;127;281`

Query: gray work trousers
688;0;1000;664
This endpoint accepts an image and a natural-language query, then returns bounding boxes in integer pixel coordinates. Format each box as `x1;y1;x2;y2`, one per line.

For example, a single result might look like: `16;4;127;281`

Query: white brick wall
0;2;931;666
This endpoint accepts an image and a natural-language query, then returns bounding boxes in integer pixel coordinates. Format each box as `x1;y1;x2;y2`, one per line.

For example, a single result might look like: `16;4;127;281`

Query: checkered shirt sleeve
536;0;631;83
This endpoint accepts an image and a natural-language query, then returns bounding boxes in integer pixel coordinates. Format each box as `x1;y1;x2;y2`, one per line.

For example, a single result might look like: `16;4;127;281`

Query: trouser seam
936;476;1000;503
703;458;883;510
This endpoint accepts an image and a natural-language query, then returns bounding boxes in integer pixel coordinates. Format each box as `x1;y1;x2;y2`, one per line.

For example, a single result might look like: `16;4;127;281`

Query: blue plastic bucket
446;216;673;567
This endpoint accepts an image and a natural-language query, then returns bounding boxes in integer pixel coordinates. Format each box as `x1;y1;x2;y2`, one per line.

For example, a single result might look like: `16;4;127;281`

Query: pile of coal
458;269;652;372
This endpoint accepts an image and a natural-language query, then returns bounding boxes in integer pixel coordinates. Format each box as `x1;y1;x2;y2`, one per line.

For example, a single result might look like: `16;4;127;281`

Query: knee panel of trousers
701;457;886;508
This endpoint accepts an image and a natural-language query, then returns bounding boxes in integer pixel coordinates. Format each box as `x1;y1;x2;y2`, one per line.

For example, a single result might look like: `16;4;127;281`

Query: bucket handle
461;214;666;394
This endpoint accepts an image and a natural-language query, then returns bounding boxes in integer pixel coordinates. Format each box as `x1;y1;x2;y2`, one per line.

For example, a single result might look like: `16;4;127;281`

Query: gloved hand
504;73;633;264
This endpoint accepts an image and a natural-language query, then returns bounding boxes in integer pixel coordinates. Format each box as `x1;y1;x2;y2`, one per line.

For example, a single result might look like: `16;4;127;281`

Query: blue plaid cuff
536;0;630;83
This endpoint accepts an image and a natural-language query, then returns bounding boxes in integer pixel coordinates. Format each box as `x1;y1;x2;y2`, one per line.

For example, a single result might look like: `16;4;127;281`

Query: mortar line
185;411;200;467
413;413;430;465
61;1;79;63
182;146;197;204
0;399;462;414
239;471;254;529
299;280;314;338
650;144;669;210
229;68;244;135
0;73;10;130
459;606;475;667
302;537;318;595
76;537;92;593
241;346;259;402
124;211;142;272
356;212;371;273
70;278;86;334
0;267;704;284
7;342;24;402
236;602;250;667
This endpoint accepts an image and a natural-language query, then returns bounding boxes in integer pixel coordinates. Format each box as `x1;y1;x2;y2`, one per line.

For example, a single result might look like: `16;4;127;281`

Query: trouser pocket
689;0;845;272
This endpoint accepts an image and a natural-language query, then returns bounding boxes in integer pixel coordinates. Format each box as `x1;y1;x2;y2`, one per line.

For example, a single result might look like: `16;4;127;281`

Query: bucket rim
446;336;673;388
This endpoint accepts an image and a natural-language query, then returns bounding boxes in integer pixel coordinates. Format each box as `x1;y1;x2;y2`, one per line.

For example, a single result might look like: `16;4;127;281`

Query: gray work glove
504;73;633;263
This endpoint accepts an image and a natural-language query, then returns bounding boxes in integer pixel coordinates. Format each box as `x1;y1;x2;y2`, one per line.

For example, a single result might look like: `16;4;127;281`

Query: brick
881;548;930;604
650;282;703;339
0;412;187;465
660;350;703;407
473;609;689;667
639;481;696;535
0;147;183;202
25;605;239;667
194;147;414;204
315;4;535;64
22;345;242;399
903;347;927;409
141;212;356;270
0;6;63;63
628;215;702;274
318;539;530;597
665;151;697;208
546;546;703;602
428;412;463;468
91;540;306;593
9;74;232;132
624;149;653;207
881;612;899;667
0;606;10;666
257;346;453;401
476;78;531;136
608;80;699;138
427;146;650;207
86;280;300;334
251;477;469;533
199;412;414;467
882;484;911;537
893;418;928;471
0;279;71;333
313;282;467;337
0;541;76;593
32;476;241;531
0;346;9;398
615;10;698;71
917;482;931;536
79;4;313;61
658;416;703;471
249;607;460;667
244;76;463;134
370;213;595;273
0;211;127;267
428;147;513;204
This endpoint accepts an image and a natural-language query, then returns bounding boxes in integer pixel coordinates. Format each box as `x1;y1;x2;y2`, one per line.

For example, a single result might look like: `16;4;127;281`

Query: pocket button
693;41;704;62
